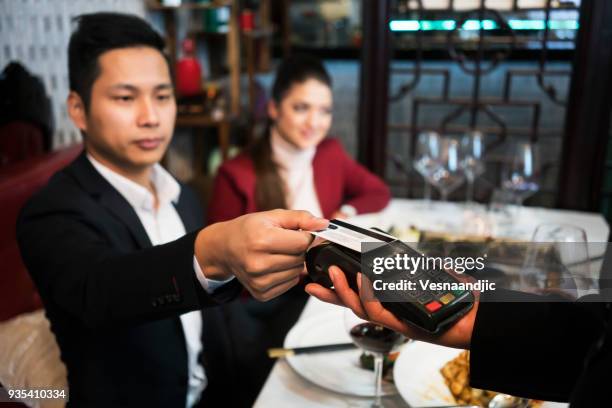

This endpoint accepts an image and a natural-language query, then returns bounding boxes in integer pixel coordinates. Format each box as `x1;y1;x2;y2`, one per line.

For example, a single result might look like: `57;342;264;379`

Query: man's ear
267;99;279;121
67;91;88;133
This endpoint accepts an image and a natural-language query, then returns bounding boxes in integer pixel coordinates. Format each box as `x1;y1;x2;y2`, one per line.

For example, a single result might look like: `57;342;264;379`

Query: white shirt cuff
193;256;235;293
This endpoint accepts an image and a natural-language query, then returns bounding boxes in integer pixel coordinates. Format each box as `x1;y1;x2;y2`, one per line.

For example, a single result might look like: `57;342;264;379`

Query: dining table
254;198;610;408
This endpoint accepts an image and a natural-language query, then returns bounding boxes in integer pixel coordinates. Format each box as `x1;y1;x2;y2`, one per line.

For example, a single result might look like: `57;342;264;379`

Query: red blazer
207;138;391;224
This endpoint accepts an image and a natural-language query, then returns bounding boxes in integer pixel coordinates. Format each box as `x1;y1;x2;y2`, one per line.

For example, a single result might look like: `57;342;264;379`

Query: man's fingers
299;264;308;277
246;253;305;275
254;276;301;301
310;236;327;249
253;210;328;255
267;209;329;232
329;266;368;319
361;298;410;335
262;228;315;255
247;266;304;293
359;274;414;336
304;283;343;307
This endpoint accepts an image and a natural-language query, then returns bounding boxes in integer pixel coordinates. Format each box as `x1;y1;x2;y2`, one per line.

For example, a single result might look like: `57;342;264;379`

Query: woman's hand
305;265;479;349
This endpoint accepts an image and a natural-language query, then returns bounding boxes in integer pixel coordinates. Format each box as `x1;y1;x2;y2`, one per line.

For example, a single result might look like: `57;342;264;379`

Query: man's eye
293;104;308;112
157;94;173;101
113;96;134;102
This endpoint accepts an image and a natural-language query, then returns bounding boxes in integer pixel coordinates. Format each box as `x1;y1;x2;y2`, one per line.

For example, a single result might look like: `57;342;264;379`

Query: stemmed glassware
521;224;594;299
413;131;441;205
501;142;540;205
429;137;465;201
460;130;486;203
344;310;405;408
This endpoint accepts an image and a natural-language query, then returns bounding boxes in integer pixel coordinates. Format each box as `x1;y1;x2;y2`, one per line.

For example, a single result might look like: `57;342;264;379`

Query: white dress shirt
87;154;225;408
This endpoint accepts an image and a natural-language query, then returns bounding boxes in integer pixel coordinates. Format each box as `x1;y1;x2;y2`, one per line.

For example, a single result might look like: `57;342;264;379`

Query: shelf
146;0;232;11
189;30;229;38
175;112;235;127
243;66;274;75
242;27;274;39
190;27;273;39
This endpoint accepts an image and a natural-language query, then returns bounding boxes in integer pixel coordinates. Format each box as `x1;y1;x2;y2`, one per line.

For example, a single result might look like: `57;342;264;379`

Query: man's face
268;78;333;150
76;46;176;172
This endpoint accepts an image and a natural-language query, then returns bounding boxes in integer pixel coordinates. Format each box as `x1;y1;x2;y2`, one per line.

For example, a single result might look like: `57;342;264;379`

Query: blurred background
2;2;612;407
1;0;611;219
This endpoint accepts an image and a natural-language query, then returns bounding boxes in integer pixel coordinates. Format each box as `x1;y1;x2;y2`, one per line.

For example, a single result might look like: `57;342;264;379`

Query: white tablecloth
254;199;609;407
347;199;609;242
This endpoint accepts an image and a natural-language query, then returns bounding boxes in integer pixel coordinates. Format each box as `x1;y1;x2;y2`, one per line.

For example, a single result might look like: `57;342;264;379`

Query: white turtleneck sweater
270;130;324;217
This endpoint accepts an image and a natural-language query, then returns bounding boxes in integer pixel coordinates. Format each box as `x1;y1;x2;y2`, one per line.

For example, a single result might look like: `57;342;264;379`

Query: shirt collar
270;128;317;171
87;153;180;212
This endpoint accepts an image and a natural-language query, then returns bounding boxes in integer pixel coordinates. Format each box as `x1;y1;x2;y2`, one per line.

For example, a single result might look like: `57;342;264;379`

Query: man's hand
195;209;328;301
330;210;348;220
305;265;478;349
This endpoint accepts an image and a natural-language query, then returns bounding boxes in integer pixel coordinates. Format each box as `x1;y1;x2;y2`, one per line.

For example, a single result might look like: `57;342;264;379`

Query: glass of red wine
344;309;406;407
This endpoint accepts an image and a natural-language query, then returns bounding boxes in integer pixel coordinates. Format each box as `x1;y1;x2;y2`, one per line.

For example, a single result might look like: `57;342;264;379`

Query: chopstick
267;343;356;358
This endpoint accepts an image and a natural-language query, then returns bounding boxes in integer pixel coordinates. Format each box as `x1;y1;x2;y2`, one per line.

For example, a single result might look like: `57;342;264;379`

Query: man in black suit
17;13;327;407
307;266;610;406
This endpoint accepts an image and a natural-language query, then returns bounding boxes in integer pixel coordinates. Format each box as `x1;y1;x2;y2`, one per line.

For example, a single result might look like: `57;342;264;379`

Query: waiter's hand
195;209;328;301
305;266;478;349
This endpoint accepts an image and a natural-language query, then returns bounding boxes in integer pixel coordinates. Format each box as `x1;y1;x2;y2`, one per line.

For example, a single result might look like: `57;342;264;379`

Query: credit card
311;219;396;253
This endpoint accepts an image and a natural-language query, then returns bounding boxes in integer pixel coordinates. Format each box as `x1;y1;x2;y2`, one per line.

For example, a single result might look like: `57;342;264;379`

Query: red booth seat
0;144;82;322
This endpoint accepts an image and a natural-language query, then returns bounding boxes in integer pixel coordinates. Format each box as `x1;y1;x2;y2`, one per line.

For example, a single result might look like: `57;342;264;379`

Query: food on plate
440;351;542;407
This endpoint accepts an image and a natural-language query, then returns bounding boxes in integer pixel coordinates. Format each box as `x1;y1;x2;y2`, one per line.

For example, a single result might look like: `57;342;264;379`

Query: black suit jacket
17;153;241;407
469;289;611;406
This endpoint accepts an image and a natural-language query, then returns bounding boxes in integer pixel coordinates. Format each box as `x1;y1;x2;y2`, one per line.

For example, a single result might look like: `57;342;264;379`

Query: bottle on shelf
203;6;230;33
175;38;203;97
240;8;254;32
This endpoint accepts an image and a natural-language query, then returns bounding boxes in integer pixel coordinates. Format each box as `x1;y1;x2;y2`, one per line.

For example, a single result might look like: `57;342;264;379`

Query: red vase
240;9;254;32
176;39;202;97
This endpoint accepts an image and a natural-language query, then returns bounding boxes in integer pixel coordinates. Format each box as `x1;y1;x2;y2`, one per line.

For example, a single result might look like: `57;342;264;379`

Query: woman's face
268;78;333;150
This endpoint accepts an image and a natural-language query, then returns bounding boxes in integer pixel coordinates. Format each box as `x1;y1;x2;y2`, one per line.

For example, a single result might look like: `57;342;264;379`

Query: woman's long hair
250;55;332;211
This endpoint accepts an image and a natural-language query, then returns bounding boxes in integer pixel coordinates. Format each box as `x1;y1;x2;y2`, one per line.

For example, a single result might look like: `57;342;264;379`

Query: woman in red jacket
206;55;391;406
208;55;390;224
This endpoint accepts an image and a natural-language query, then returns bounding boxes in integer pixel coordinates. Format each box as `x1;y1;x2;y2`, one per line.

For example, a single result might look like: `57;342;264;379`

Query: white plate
393;341;568;408
283;310;398;397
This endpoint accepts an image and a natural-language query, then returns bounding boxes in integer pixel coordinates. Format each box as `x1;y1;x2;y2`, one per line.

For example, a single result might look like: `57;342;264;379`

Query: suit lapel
65;153;152;249
98;191;152;249
174;191;199;233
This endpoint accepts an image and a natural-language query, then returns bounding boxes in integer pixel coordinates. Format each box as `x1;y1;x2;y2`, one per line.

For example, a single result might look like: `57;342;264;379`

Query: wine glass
488;188;521;238
460;130;486;203
429;137;465;201
501;142;540;205
520;224;595;299
413;131;441;205
344;309;405;407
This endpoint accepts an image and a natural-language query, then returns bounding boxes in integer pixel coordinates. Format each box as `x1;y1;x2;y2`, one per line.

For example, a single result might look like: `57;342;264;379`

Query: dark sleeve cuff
469;289;602;402
195;277;243;306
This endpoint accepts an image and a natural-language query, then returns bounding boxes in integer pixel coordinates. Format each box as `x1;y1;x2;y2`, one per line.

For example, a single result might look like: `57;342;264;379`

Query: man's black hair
68;12;168;111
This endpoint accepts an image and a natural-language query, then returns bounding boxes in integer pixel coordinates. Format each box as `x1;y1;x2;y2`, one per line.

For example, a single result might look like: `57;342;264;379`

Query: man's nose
137;98;160;128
